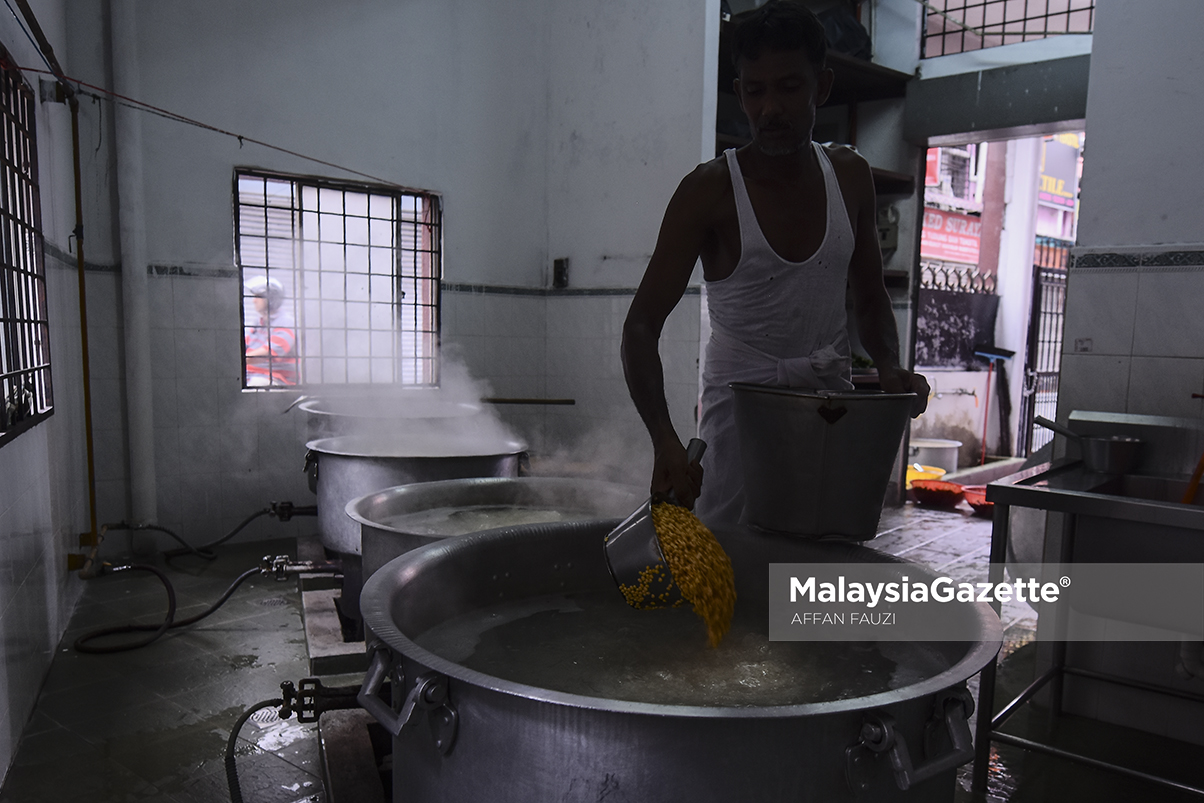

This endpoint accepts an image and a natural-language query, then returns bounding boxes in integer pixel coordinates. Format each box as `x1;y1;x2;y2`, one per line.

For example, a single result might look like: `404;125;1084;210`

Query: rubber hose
225;697;284;803
74;567;260;653
72;565;176;653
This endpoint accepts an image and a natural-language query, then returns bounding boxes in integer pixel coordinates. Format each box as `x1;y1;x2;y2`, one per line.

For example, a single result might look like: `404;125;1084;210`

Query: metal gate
1017;237;1071;455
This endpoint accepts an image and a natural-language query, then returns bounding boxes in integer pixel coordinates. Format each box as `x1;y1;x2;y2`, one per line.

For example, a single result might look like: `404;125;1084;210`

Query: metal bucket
360;521;1001;803
909;439;963;475
731;384;915;539
347;477;644;587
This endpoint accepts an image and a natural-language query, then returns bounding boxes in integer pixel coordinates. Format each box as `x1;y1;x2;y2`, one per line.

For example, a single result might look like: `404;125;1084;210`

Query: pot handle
303;450;318;493
358;646;399;734
358;644;458;754
846;688;975;792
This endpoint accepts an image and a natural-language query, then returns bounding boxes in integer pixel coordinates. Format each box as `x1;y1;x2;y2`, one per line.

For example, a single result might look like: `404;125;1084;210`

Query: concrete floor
0;503;1197;802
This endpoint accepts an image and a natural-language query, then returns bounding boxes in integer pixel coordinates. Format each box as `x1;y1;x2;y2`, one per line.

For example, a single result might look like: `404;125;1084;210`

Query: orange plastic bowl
962;485;994;517
911;479;965;507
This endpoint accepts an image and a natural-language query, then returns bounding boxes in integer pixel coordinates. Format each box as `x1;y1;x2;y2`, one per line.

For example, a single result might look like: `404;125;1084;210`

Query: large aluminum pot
731;384;915;539
298;390;482;441
305;434;527;557
360;521;1001;803
347;477;644;587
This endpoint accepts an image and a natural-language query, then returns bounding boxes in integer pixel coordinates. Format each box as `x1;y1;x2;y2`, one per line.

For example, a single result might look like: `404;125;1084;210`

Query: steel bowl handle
1034;415;1081;442
663;438;707;507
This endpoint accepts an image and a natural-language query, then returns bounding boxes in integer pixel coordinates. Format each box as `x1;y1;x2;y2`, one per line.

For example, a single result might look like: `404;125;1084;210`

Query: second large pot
306;433;527;557
347;476;644;586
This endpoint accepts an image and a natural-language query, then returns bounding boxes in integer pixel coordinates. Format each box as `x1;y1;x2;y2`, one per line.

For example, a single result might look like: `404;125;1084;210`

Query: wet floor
0;539;336;803
1;506;1198;801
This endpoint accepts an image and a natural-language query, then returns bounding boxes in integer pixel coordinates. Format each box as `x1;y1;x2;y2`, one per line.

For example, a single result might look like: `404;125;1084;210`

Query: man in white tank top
622;1;929;525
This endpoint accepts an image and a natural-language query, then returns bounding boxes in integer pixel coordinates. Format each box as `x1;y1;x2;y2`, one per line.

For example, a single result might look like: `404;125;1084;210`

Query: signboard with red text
920;207;981;265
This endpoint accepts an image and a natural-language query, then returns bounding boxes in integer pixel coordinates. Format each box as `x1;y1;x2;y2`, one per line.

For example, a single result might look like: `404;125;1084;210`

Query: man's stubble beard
756;139;805;157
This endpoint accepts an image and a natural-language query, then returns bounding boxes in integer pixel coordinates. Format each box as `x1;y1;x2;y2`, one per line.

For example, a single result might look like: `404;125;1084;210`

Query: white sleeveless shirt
694;143;856;526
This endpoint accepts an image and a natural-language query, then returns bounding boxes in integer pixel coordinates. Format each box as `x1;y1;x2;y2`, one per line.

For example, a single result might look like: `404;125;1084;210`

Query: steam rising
301;352;525;455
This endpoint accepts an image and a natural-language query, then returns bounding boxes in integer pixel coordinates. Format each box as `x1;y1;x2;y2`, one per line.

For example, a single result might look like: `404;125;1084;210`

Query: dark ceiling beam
903;54;1090;145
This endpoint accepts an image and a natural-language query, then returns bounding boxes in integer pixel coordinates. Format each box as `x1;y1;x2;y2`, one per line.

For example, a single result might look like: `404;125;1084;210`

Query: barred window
921;0;1095;59
0;49;52;448
235;171;441;388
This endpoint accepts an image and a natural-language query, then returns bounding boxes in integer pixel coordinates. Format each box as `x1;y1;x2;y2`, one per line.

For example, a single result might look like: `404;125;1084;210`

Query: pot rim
361;524;1004;720
345;476;644;534
306;434;527;458
298;396;481;419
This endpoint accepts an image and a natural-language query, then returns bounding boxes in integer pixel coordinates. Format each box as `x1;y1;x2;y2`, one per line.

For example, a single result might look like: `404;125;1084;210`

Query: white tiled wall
88;278;703;554
441;288;702;483
440;290;549;455
1058;262;1204;423
0;258;89;776
89;269;316;555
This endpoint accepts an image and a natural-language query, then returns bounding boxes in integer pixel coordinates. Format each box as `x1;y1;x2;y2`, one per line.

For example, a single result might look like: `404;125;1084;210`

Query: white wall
1057;0;1204;424
1075;1;1204;250
52;0;713;548
541;0;712;459
0;0;89;780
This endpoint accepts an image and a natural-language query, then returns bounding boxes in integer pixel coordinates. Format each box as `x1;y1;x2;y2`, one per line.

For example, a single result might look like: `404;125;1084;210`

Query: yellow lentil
651;502;736;647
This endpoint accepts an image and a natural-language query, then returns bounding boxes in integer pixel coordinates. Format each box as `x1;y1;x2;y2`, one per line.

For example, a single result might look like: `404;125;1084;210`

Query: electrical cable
225;697;285;803
15;62;411;190
1;0;57;77
74;566;261;654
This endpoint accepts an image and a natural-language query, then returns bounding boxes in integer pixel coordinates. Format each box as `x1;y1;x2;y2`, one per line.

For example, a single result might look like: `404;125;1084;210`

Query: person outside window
244;276;298;386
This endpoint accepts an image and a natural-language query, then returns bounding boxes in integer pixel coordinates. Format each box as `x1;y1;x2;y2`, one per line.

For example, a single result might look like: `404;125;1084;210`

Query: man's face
735;48;833;157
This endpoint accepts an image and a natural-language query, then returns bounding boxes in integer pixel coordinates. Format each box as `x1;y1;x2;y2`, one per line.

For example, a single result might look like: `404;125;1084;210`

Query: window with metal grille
235;171;441;388
0;49;52;448
921;0;1095;59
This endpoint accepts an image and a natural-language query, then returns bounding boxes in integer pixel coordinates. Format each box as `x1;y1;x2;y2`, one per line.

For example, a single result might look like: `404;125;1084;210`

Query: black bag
818;2;873;61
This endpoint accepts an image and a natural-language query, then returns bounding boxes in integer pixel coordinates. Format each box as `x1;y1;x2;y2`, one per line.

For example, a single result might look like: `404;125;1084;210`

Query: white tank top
705;144;856;375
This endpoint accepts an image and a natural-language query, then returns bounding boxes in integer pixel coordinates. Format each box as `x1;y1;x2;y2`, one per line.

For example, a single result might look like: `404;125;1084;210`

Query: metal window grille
921;0;1095;59
0;51;51;447
1017;236;1071;455
235;171;441;388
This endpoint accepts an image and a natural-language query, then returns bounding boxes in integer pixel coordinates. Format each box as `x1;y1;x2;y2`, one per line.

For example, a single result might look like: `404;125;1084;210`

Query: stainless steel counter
985;458;1204;531
972;458;1204;796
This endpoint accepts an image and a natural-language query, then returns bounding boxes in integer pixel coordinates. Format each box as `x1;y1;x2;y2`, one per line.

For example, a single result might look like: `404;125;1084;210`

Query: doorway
912;131;1084;467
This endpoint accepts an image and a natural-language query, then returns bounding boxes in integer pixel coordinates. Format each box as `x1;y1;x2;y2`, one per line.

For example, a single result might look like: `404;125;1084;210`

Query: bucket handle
358;644;458;754
845;687;975;792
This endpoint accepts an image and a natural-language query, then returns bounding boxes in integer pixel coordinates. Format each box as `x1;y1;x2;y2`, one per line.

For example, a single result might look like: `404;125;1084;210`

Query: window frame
0;45;52;449
233;168;443;390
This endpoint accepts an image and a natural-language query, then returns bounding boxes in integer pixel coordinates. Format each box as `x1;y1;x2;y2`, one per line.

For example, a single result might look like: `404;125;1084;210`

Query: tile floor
0;539;335;803
0;503;1197;802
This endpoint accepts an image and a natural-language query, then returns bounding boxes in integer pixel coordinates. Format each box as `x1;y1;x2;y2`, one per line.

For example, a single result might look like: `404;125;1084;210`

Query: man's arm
621;166;717;507
841;151;930;417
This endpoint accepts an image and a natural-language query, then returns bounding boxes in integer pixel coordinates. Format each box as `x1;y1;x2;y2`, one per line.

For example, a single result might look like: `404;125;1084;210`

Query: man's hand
878;367;931;418
650;439;704;510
